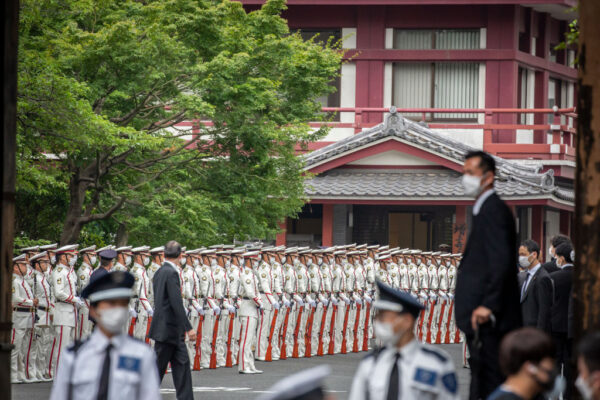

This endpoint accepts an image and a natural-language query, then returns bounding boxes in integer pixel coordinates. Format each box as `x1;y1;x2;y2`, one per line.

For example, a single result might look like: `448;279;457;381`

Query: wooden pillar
531;206;544;248
2;0;19;394
275;219;287;246
452;205;467;253
322;204;334;247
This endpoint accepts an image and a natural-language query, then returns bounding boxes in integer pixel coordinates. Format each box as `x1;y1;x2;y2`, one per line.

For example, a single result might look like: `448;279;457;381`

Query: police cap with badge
82;271;134;304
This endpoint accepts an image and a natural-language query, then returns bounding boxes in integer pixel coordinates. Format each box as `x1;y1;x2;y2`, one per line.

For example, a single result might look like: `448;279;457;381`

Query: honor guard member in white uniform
349;280;459;400
268;247;286;361
130;246;153;342
30;252;54;382
238;251;264;374
318;249;335;355
255;250;279;361
295;250;312;358
332;250;350;354
51;244;84;378
198;249;218;368
11;254;37;383
308;250;327;357
113;246;132;272
50;271;160;400
434;253;450;344
228;251;244;365
77;246;97;339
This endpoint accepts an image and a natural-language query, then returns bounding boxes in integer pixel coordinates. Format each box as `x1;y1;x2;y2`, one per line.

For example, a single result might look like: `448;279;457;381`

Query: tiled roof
302;108;573;205
306;169;569;201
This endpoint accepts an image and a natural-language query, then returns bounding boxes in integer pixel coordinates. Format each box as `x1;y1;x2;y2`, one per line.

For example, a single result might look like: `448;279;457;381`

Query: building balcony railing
315;106;577;162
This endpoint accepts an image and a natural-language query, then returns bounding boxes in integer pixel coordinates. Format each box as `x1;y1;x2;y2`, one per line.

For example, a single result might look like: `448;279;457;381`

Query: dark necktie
387;352;401;400
97;343;113;400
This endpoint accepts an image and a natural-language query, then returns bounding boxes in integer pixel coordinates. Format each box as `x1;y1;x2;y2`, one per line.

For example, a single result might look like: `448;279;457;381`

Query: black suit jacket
519;266;553;332
148;261;192;344
541;259;560;274
550;265;574;338
455;192;522;335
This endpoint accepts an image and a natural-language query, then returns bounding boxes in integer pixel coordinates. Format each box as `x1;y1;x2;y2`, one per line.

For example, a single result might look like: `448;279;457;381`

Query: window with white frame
393;29;480;50
392;62;479;121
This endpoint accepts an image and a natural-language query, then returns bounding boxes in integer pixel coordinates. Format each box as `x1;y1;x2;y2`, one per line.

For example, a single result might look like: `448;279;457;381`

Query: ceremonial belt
37;306;48;311
14;307;34;313
241;296;255;300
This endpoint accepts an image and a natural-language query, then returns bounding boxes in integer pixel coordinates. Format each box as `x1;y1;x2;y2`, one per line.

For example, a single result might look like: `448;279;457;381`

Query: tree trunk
574;0;600;344
116;222;128;246
2;0;19;394
59;173;88;245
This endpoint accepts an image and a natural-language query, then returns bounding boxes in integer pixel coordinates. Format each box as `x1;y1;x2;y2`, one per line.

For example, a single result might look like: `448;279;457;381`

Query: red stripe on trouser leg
48;337;56;377
56;326;63;373
25;329;33;379
241;317;249;371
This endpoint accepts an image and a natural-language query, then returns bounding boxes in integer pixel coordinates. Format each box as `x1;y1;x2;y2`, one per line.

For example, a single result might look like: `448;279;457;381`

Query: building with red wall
205;1;577;259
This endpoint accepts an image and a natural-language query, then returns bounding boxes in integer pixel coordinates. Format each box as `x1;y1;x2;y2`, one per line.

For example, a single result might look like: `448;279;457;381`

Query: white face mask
374;320;403;347
446;261;451;267
461;174;483;197
269;256;276;264
193;259;200;267
97;306;130;334
50;255;56;264
253;260;260;268
125;256;132;265
518;255;532;269
576;375;594;400
225;260;231;268
548;247;555;259
180;257;187;266
282;256;287;264
143;257;150;265
69;257;77;267
210;259;218;267
90;256;97;265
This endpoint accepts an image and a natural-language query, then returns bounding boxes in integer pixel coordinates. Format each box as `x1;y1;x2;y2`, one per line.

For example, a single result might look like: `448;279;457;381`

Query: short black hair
499;327;555;376
164;240;182;259
555;242;573;263
521;239;540;257
464;151;496;175
100;257;112;267
551;234;571;248
578;332;600;373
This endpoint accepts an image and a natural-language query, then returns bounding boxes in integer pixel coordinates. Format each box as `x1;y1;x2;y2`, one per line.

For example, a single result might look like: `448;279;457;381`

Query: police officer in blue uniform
50;271;160;400
349;280;460;400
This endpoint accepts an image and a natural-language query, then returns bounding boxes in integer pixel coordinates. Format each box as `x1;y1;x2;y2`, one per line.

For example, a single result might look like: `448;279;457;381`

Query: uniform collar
89;327;127;352
385;338;419;359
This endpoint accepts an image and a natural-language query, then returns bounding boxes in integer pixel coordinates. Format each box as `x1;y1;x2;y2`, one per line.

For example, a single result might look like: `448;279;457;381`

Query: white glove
283;299;291;308
355;298;363;306
213;306;221;316
228;305;236;314
73;296;84;308
364;295;372;304
331;298;338;306
296;299;304;307
147;308;154;317
304;302;310;310
273;302;281;310
129;308;138;318
222;307;229;315
198;308;205;316
309;299;316;308
344;298;351;305
321;299;329;307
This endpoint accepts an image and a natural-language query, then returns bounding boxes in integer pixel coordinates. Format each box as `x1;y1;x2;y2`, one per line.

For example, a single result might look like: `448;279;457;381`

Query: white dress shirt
473;188;495;216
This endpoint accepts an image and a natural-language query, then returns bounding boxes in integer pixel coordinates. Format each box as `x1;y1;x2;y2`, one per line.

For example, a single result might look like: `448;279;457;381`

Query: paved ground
12;343;470;399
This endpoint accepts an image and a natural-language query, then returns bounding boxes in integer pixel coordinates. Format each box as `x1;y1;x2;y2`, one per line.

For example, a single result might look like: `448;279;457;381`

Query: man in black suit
517;239;553;332
550;241;575;398
149;240;196;400
541;234;571;274
455;151;522;400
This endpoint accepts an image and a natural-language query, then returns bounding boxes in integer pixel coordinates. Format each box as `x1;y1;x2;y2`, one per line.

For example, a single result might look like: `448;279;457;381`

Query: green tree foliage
17;0;343;246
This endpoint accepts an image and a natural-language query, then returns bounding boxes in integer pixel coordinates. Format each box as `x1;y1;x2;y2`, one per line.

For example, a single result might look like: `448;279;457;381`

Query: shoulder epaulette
363;346;385;362
67;338;88;353
421;346;448;362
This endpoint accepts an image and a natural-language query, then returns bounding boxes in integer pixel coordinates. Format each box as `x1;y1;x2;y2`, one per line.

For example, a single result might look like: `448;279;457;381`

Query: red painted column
559;209;571;236
355;5;385;126
322;204;334;247
531;206;544;248
452;205;467;253
276;219;287;246
485;5;519;143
